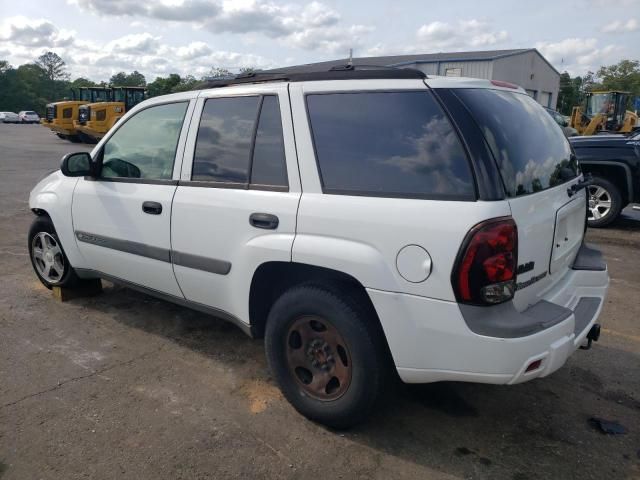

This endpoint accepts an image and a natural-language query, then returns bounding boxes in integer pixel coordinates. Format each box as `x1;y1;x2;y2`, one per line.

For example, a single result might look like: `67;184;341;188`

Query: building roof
269;48;559;75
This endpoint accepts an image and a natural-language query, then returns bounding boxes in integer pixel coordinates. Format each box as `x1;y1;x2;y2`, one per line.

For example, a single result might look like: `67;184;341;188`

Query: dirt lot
0;123;639;480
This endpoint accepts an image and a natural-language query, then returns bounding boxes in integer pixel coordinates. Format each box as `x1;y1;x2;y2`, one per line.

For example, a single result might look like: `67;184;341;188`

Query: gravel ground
0;123;639;480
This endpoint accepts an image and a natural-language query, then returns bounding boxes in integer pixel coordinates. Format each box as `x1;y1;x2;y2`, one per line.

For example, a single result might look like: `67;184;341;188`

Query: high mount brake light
490;80;519;89
452;217;518;305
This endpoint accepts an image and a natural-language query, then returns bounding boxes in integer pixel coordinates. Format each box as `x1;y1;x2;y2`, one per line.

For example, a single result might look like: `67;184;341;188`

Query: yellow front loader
41;87;111;142
75;86;146;142
570;91;638;136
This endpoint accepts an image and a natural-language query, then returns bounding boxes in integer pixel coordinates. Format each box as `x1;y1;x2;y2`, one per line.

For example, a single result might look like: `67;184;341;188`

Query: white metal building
276;49;561;109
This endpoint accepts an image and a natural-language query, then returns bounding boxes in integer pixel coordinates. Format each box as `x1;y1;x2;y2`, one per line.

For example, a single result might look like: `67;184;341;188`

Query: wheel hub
307;339;335;371
286;316;352;401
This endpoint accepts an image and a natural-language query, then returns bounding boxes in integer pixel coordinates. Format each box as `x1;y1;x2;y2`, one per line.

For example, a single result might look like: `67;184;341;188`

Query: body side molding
75;230;231;275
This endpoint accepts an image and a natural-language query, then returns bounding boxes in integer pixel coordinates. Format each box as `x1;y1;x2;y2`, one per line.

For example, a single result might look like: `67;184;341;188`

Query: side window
101;102;188;180
306;91;475;199
192;96;260;183
251;96;288;187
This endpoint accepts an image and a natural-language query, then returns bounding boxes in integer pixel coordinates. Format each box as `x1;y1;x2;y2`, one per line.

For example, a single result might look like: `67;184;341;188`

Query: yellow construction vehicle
41;87;111;142
570;91;638;135
75;86;146;142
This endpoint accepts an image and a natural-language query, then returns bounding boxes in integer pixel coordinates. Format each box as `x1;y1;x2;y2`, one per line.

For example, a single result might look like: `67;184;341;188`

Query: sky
0;0;639;82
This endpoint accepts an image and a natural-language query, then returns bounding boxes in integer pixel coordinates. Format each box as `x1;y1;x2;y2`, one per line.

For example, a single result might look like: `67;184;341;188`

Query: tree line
0;52;255;114
1;51;638;116
556;59;640;115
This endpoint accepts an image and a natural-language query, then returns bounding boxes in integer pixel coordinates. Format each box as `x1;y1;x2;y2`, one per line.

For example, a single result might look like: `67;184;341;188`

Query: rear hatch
453;87;586;311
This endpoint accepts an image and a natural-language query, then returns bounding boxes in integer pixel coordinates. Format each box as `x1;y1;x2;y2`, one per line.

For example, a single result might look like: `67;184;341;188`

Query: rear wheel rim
285;316;352;401
587;185;612;221
31;232;65;284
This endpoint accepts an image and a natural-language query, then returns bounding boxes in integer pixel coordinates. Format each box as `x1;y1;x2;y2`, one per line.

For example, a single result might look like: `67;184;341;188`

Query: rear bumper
368;243;609;385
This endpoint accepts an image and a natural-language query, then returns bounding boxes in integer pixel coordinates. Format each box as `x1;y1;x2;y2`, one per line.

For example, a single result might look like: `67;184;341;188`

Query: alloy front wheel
31;232;65;284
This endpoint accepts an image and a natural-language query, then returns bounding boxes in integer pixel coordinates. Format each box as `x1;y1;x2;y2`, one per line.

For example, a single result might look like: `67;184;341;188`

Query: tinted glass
101;102;187;180
306;91;474;198
192;96;260;183
251;96;287;187
455;89;577;197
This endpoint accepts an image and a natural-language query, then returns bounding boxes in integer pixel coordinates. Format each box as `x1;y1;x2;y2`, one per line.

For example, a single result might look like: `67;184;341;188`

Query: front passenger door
73;100;192;297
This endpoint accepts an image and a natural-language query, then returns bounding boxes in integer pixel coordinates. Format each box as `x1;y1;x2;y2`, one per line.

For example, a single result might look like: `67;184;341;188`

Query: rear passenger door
171;84;300;323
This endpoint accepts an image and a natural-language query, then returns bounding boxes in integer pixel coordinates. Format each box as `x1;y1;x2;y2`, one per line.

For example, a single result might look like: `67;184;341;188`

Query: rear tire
265;284;388;429
28;215;81;289
587;176;622;228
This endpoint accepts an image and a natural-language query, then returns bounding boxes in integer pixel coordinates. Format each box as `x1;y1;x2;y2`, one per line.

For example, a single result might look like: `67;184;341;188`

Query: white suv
28;68;609;428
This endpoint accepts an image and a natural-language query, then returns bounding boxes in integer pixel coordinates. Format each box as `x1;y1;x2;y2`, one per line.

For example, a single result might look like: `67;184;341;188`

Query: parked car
28;69;609;428
18;111;40;124
0;111;20;123
545;107;578;137
570;131;640;227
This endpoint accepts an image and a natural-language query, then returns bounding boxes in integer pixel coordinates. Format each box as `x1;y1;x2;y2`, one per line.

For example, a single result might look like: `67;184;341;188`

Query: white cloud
535;37;621;74
601;18;638;33
0;16;75;48
0;16;275;81
69;0;373;52
415;19;508;51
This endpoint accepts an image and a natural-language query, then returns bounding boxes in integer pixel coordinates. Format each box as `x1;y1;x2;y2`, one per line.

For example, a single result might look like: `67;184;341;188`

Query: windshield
586;93;614;117
93;90;110;102
454;88;578;197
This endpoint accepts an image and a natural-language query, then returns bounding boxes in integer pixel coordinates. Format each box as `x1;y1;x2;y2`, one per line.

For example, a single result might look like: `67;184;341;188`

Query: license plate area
549;196;585;275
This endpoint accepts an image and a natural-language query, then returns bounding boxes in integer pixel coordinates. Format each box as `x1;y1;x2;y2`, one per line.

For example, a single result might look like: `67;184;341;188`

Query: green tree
109;70;146;86
35;52;70;101
172;75;199;92
208;67;233;79
70;77;97;88
35;52;69;82
596;59;640;95
147;73;182;97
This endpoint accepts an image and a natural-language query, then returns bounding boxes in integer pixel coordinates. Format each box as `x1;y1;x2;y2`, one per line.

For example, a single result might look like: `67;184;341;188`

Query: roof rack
197;66;426;89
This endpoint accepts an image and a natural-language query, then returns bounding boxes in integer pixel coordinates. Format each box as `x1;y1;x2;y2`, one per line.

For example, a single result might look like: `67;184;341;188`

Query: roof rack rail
328;63;401;71
197;66;426;90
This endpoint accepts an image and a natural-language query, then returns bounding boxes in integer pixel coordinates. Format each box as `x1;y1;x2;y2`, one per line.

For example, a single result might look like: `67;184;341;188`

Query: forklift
75;86;146;142
41;87;111;142
570;91;638;135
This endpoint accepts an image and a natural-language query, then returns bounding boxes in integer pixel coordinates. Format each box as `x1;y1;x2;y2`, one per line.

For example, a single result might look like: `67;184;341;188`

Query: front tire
265;284;388;429
587;177;622;228
28;215;80;289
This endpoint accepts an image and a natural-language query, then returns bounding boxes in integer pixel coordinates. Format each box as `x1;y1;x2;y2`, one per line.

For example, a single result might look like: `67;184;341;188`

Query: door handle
142;201;163;215
249;213;279;230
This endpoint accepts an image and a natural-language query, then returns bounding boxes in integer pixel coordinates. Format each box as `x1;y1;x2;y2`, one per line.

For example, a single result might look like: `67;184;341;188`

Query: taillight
490;79;519;89
452;217;518;305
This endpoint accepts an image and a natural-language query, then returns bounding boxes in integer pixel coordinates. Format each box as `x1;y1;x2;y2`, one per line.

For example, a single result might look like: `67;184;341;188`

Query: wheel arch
580;161;633;205
248;262;388;348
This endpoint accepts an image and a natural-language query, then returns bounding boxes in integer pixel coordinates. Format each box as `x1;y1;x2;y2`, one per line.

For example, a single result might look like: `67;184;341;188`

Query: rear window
454;89;577;197
306;91;475;199
25;111;37;115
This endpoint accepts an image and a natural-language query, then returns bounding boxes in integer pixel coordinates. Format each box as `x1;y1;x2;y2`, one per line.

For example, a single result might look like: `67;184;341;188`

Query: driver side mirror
60;152;94;177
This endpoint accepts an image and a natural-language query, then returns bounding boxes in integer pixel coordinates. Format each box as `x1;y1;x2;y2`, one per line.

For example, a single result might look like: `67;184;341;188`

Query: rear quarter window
306;91;475;199
454;89;577;197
